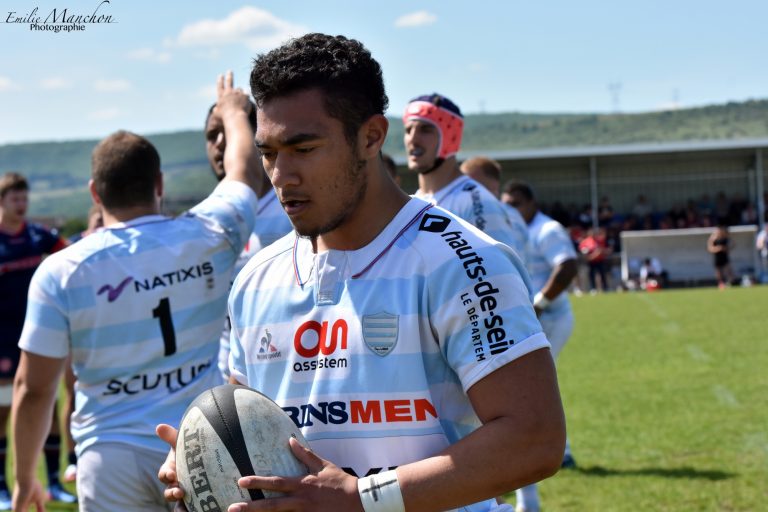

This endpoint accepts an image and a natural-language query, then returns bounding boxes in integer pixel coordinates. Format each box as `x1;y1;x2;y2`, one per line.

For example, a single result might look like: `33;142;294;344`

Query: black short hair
502;180;535;200
91;131;160;210
250;33;388;143
205;102;257;131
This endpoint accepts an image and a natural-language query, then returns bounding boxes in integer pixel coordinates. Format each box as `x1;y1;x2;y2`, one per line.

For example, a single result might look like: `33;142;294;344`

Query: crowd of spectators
538;191;764;254
533;191;766;292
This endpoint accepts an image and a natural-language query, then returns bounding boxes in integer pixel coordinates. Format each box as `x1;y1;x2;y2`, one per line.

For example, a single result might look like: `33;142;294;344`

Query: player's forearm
11;380;57;484
396;395;564;510
221;112;260;192
542;259;578;300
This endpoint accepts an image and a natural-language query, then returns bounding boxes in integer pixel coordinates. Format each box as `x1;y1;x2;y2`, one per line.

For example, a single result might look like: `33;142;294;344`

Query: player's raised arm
214;71;264;195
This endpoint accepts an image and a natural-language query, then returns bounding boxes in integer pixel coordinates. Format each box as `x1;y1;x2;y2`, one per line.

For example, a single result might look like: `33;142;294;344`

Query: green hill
3;99;768;220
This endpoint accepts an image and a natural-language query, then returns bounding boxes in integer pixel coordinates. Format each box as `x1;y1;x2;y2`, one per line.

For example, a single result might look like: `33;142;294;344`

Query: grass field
503;285;768;511
18;286;768;511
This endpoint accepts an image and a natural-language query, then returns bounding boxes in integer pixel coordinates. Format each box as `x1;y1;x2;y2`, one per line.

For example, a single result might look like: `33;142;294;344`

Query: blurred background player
404;93;527;256
0;172;75;508
460;156;529;258
67;205;103;244
707;222;736;289
756;216;768;283
205;94;292;381
503;181;578;512
12;72;260;512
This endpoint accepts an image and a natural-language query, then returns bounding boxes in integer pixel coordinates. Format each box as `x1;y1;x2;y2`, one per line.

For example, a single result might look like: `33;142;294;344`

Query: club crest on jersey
361;312;399;357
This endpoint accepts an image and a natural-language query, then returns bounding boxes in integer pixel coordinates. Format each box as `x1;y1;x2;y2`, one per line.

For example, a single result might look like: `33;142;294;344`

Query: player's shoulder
32;230;104;283
455;177;503;206
233;231;295;288
405;202;514;264
532;212;566;236
24;221;59;239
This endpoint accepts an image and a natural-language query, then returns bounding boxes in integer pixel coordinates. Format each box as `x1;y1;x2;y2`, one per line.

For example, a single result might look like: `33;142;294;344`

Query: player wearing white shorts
204;97;293;381
12;74;260;512
158;34;565;512
503;181;578;512
404;94;527;258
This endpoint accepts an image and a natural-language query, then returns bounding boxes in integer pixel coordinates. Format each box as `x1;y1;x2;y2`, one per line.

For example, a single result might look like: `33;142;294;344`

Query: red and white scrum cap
403;93;464;159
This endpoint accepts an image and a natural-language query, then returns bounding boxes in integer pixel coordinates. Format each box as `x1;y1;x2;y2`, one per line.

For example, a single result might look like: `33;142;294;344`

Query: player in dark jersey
0;172;75;507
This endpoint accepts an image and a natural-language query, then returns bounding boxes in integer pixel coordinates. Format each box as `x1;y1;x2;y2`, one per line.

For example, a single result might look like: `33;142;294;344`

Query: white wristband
357;469;406;512
533;291;551;310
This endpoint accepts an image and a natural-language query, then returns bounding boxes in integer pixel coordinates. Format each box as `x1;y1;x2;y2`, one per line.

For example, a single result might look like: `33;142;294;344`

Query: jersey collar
292;198;433;286
105;214;168;230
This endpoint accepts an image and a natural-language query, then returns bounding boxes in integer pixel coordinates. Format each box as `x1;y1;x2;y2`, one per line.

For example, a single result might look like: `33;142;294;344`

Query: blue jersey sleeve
18;258;70;359
424;234;549;391
188;181;258;257
539;222;577;268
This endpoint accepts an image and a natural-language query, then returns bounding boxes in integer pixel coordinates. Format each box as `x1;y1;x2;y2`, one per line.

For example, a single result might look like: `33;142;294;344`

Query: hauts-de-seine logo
4;0;115;33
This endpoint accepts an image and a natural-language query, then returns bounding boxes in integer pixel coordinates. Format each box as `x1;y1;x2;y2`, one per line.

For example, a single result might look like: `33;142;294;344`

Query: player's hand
12;478;46;512
229;437;363;512
156;424;189;511
215;71;254;122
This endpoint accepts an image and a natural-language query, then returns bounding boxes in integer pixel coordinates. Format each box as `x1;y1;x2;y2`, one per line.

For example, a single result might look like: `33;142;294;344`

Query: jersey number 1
152;298;177;356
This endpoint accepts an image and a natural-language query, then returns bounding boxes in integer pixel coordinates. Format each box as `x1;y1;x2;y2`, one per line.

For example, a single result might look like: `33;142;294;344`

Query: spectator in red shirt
579;227;611;293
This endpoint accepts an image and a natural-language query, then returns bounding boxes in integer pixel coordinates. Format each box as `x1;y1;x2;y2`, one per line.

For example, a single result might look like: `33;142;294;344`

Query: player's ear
358;114;388;160
155;172;164;199
88;179;102;207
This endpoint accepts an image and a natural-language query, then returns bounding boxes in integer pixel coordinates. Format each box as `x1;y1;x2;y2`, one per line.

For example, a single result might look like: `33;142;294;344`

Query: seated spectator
715;191;730;224
598;196;614;226
632;194;653;219
729;193;748;226
577;204;593;229
640;214;655;230
741;202;758;225
697;193;715;222
640;257;668;289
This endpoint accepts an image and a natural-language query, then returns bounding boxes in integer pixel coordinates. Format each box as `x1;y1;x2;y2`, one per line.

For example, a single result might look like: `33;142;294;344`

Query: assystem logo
292;319;348;373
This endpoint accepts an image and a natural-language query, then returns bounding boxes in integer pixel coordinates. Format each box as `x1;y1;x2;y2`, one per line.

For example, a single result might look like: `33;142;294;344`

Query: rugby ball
176;384;310;511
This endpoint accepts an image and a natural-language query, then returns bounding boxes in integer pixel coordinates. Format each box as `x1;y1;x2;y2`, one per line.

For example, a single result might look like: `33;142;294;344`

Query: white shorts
539;309;574;361
77;442;173;512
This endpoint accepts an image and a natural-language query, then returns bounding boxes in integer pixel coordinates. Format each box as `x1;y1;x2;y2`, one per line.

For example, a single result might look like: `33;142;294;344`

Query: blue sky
1;0;766;144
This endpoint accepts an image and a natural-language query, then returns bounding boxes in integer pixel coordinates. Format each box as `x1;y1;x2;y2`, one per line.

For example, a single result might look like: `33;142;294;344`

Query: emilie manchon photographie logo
4;0;115;33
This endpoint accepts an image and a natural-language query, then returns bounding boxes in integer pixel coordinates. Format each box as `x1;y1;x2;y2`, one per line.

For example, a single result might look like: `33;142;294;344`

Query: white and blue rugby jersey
219;188;293;380
526;211;577;314
234;188;293;272
503;203;529;260
19;181;257;456
415;175;527;257
229;198;548;512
